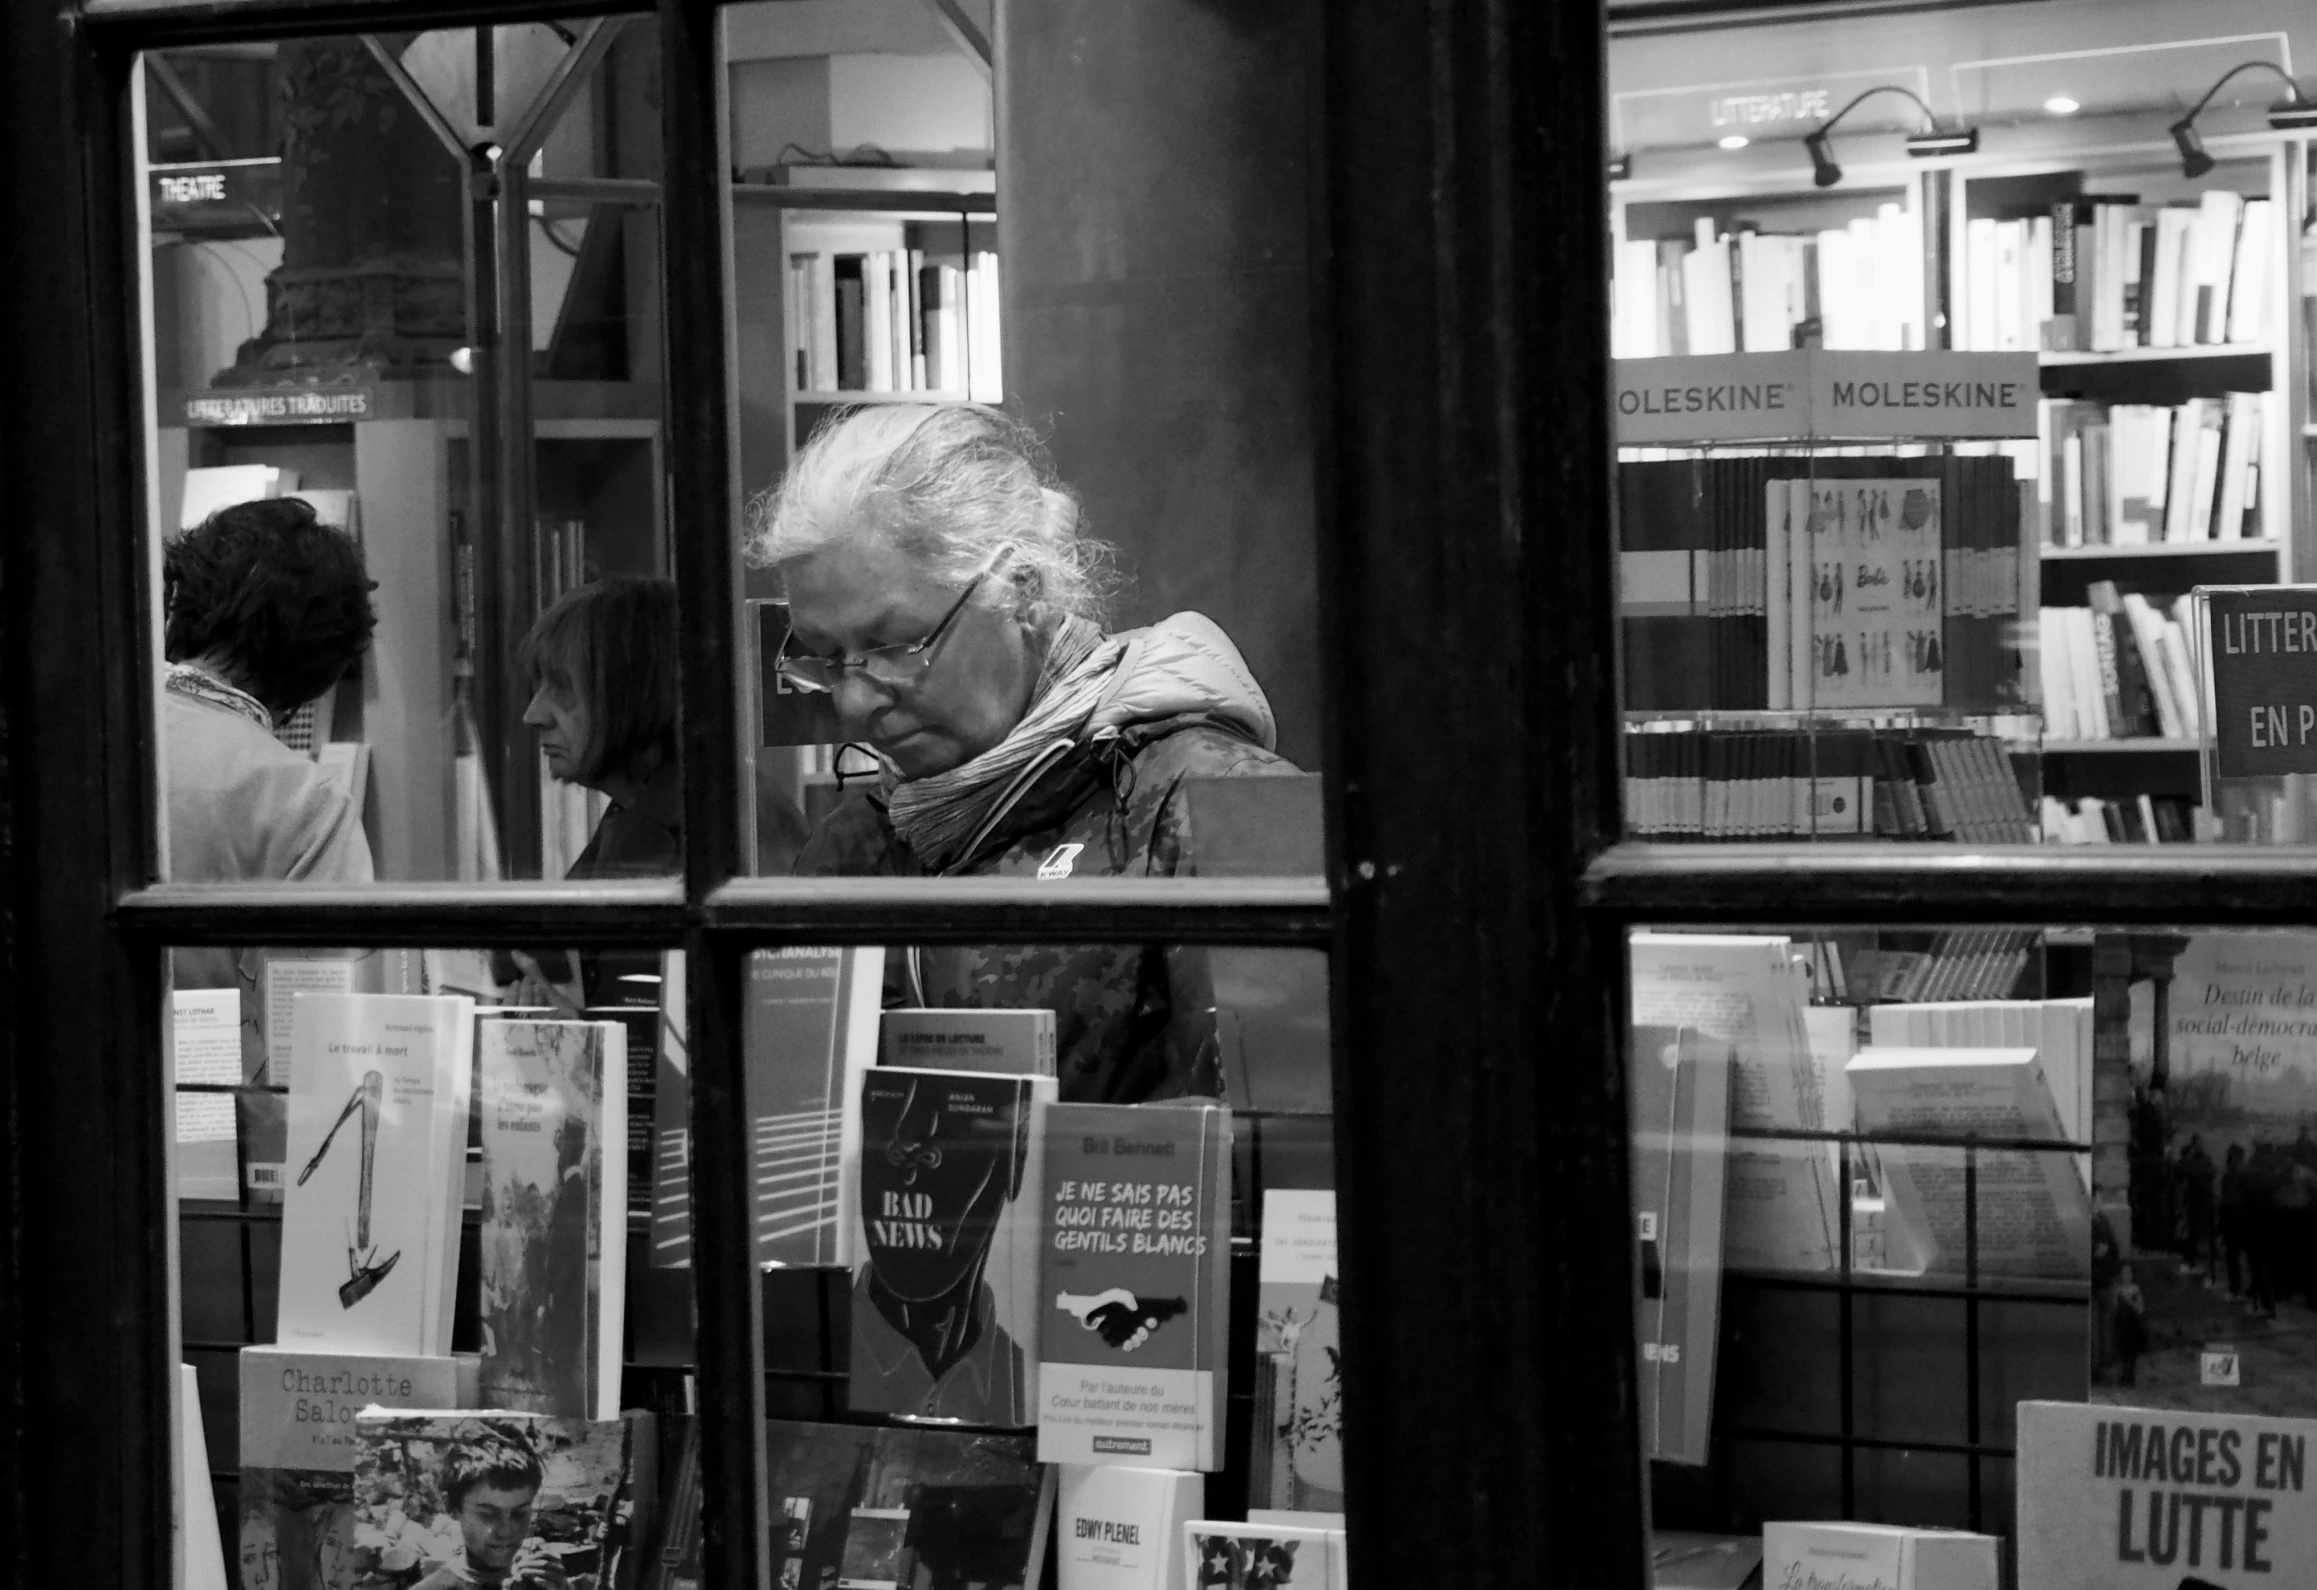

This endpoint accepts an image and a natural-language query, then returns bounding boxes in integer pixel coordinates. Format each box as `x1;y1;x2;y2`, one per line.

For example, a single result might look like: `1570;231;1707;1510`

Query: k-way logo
1037;843;1085;880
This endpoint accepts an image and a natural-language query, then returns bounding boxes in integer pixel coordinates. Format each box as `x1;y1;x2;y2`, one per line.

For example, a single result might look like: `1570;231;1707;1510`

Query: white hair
744;402;1114;625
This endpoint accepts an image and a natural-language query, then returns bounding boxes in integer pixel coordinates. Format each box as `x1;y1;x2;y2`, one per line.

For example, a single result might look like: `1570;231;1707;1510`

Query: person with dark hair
410;1428;567;1589
162;496;378;886
518;576;681;879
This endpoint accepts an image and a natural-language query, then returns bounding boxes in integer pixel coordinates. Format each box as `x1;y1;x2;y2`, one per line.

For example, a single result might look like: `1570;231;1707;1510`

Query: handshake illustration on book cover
1055;1288;1188;1352
296;1069;400;1310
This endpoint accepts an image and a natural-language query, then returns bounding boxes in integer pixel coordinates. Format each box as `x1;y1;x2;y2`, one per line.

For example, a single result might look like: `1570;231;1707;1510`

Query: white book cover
1764;1521;1997;1590
1846;1046;2090;1283
1182;1521;1332;1590
1630;1026;1734;1466
1804;479;1944;709
2065;607;2110;740
2018;1399;2317;1586
180;1362;228;1590
1630;934;1837;1273
173;987;242;1200
2119;595;2186;741
2192;189;2245;344
277;993;475;1356
2228;197;2274;344
1681;238;1736;356
180;463;290;530
2037;608;2078;740
1058;1466;1202;1590
477;1019;628;1421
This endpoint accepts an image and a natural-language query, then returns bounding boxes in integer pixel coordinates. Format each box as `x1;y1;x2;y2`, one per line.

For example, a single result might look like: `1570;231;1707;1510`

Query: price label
2201;1346;2242;1387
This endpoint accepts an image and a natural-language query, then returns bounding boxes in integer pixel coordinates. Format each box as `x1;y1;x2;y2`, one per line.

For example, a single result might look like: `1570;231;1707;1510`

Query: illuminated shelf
2034;739;2198;754
2038;344;2271;366
794;390;970;404
2039;540;2280;561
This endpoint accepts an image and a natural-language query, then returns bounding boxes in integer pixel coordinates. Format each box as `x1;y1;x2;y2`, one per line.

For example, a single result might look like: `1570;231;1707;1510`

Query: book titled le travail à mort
1037;1102;1233;1472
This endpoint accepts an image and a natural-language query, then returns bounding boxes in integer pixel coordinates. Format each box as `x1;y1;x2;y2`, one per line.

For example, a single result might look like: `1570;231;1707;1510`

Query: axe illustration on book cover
847;1068;1053;1426
298;1070;399;1308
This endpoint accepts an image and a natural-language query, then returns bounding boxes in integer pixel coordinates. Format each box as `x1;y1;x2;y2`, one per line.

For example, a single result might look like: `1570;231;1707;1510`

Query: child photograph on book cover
353;1416;629;1590
850;1072;1039;1423
2105;932;2317;1418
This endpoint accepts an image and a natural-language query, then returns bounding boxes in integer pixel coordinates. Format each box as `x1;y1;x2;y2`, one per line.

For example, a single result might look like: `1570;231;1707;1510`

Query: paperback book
1038;1103;1235;1471
1181;1521;1335;1590
1252;1189;1341;1510
849;1066;1054;1426
747;946;884;1268
277;993;475;1356
1057;1466;1202;1590
477;1017;628;1420
763;1418;1053;1590
1762;1521;1997;1590
881;1007;1058;1076
650;952;691;1269
1629;1025;1735;1466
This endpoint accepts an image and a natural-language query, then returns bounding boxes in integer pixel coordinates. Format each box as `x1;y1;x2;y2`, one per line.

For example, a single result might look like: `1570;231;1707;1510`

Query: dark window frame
2;2;1676;1588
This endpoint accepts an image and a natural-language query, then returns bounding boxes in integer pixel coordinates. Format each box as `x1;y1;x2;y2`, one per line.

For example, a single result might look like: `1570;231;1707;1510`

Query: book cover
2018;1399;2317;1587
650;951;691;1270
849;1067;1055;1426
353;1412;635;1590
181;1362;228;1590
236;1348;462;1590
1846;1046;2090;1283
477;1018;628;1421
1037;1103;1233;1471
278;993;475;1357
1057;1466;1202;1590
1251;1190;1340;1509
881;1008;1058;1077
173;986;242;1200
1763;1521;1997;1590
1181;1522;1332;1590
1630;1025;1735;1466
747;947;885;1268
763;1419;1053;1590
1804;478;1944;709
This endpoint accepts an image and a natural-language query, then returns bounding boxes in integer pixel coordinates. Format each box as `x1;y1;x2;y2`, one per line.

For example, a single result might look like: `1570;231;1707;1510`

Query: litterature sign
1614;350;2039;445
2202;586;2317;778
184;386;375;426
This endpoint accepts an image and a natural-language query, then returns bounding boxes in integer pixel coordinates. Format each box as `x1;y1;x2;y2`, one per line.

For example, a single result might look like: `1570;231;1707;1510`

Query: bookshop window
1627;920;2317;1584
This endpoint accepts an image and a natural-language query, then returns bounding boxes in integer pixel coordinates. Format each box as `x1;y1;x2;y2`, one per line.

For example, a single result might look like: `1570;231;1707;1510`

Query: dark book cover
834;255;866;391
848;1067;1055;1426
1036;1102;1233;1471
763;1419;1053;1590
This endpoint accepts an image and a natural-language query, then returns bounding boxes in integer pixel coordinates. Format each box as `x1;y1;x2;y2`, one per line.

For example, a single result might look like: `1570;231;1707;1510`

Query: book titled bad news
1038;1102;1233;1471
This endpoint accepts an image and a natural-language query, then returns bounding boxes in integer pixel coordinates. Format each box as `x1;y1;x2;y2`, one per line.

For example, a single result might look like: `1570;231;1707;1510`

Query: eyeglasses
773;549;1009;696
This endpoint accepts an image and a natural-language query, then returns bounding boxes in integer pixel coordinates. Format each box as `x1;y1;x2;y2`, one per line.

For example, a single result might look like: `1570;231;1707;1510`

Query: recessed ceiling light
2044;96;2081;116
1718;134;1750;150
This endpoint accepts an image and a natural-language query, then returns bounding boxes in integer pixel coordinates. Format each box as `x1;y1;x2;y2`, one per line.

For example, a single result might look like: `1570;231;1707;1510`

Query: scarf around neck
883;611;1274;873
165;661;272;731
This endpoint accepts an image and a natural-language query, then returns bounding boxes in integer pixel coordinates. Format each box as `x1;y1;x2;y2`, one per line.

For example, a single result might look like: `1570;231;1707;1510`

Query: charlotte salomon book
1037;1103;1234;1471
477;1018;629;1420
278;993;475;1357
848;1067;1054;1426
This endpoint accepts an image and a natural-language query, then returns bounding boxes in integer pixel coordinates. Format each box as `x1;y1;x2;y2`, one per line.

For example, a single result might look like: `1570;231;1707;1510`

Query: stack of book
1621;456;2026;713
2043;393;2267;546
1857;930;2039;1004
1624;727;2034;842
1958;193;2274;353
787;247;1001;401
2038;792;2201;845
1613;208;1925;357
2035;582;2203;743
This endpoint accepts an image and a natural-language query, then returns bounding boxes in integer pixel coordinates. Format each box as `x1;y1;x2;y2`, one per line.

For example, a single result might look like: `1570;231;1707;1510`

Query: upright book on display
1629;1024;1735;1466
1037;1103;1234;1472
1252;1189;1341;1511
1057;1465;1202;1590
277;993;475;1356
746;946;884;1267
848;1066;1054;1426
477;1017;628;1419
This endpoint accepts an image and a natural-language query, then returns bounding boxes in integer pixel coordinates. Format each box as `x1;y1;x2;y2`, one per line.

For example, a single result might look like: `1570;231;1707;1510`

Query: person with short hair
749;402;1300;1103
518;575;682;879
410;1428;568;1590
162;496;378;886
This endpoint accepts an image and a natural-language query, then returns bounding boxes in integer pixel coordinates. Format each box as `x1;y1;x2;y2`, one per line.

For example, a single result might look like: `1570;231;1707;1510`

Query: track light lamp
2169;62;2317;178
1802;86;1978;189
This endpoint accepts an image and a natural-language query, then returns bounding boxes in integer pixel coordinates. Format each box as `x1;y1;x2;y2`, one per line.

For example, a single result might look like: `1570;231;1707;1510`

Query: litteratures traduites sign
2199;587;2317;779
2018;1400;2317;1587
1613;350;2038;446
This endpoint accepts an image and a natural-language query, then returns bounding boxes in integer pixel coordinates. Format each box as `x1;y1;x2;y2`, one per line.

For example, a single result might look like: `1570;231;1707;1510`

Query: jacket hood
1082;611;1277;753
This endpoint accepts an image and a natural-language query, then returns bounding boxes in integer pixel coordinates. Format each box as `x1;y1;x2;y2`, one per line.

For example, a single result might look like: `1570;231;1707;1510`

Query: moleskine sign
1613;350;2038;446
2201;586;2317;778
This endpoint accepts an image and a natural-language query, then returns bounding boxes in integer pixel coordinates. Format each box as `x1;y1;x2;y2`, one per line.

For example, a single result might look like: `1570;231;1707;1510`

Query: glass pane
166;940;697;1589
140;22;678;887
726;941;1341;1585
1608;13;2313;851
1627;919;2317;1583
720;3;1328;883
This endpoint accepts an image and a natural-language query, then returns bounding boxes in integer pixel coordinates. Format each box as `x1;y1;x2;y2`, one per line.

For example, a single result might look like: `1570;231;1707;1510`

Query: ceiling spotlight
448;346;475;375
2043;96;2080;116
2168;61;2317;176
1802;85;1979;188
1718;134;1750;151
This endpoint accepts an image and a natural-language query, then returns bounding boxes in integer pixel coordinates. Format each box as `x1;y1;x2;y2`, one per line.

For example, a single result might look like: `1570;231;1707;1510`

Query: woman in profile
519;575;682;879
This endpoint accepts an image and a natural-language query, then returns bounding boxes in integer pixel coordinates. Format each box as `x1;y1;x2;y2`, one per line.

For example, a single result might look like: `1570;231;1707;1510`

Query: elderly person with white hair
749;402;1298;1103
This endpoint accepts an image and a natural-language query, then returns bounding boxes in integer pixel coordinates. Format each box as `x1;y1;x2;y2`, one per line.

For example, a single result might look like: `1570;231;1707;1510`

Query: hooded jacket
795;612;1299;1102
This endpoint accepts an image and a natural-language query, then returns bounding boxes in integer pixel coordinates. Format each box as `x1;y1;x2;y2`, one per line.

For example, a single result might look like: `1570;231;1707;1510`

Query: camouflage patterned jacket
796;711;1298;1103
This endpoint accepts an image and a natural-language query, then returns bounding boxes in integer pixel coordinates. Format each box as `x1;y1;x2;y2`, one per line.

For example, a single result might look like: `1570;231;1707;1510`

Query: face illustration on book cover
2104;933;2317;1417
856;1072;1032;1401
763;1421;1049;1590
354;1416;629;1590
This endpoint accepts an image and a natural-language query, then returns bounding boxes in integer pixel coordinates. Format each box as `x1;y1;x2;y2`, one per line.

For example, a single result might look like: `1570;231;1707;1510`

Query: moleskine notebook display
1037;1102;1234;1471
